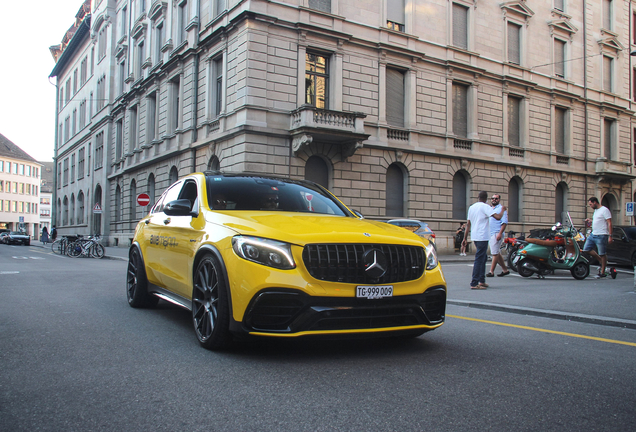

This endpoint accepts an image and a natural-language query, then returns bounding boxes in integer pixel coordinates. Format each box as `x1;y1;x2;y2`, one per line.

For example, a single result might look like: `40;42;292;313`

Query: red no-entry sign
137;193;151;206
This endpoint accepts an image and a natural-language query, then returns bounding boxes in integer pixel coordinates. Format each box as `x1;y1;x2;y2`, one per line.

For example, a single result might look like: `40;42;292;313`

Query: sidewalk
33;242;636;330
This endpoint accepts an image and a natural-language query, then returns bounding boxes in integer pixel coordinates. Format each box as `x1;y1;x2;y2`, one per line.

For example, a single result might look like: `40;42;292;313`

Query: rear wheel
507;249;519;272
51;240;63;254
68;241;82;257
570;262;590;280
517;259;535;278
126;247;157;308
192;254;231;350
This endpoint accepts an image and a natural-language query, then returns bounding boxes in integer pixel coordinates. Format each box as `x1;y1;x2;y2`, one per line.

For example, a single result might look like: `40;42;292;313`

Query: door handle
164;218;171;225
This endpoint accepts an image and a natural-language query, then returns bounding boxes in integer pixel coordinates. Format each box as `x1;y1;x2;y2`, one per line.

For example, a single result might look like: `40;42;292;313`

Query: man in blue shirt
486;194;510;277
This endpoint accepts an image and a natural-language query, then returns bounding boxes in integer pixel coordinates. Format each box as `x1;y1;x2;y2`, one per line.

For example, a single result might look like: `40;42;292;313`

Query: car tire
126;247;158;308
192;254;232;350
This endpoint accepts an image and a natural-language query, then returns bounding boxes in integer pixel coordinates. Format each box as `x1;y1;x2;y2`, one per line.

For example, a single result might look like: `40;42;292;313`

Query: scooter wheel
610;268;617;279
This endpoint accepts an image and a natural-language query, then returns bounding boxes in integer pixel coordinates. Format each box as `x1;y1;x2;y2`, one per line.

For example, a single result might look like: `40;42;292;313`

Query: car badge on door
364;233;371;237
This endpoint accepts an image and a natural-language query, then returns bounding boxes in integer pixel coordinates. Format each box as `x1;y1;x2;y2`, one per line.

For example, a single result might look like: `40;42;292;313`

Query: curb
447;299;636;330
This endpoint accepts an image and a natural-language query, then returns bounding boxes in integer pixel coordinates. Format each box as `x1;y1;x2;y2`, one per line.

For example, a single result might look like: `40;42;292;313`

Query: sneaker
594;273;607;279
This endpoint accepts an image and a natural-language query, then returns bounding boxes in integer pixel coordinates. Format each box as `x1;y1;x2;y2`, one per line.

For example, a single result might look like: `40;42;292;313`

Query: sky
0;0;85;163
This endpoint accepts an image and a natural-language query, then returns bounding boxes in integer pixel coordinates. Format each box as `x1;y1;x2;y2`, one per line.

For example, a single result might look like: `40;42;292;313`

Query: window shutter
388;0;405;25
386;68;405;127
555;107;566;154
555;40;565;77
452;83;468;138
508;96;521;147
507;22;520;64
453;4;468;50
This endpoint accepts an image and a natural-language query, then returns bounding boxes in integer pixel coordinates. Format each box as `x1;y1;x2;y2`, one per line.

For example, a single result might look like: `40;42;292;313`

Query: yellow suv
126;172;446;350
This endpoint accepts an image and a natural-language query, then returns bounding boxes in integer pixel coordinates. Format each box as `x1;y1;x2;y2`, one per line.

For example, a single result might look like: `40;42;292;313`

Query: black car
5;231;30;246
607;226;636;266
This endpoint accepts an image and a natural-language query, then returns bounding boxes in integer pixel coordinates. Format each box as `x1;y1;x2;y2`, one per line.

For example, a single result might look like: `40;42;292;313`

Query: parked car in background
126;172;446;350
5;231;30;246
607;226;636;266
387;219;436;246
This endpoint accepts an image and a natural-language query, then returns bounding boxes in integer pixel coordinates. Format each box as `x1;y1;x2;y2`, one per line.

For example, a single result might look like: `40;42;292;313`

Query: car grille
302;243;425;284
244;287;446;333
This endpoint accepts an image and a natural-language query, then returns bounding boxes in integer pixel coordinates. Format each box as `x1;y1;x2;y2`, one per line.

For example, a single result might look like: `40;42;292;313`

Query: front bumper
240;286;446;336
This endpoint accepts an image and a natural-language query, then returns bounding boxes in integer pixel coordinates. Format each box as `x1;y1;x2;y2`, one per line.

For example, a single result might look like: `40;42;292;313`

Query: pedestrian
583;197;612;278
51;225;58;242
455;222;467;256
41;226;49;245
462;191;506;289
486;194;510;277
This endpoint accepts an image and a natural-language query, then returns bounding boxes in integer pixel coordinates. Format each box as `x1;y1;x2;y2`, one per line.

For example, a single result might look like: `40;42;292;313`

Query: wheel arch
193;244;239;331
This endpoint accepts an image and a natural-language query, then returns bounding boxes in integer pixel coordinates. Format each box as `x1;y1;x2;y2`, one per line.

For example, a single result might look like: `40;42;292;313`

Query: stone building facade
51;0;636;251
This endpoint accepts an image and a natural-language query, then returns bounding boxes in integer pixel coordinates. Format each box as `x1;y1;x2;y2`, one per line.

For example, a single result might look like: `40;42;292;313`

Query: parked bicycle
68;235;105;259
51;235;80;256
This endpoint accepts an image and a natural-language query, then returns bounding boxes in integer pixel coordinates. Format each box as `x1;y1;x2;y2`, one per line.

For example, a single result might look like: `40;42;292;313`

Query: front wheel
51;240;63;254
517;259;535;278
192;254;231;350
507;248;519;272
90;244;105;259
570;262;590;280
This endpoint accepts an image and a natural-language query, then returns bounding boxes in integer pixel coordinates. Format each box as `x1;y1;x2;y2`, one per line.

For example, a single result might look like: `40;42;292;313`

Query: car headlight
425;243;438;270
232;236;296;270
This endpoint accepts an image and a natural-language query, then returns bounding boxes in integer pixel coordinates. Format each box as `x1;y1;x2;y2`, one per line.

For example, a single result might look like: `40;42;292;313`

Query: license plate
356;286;393;299
513;254;521;264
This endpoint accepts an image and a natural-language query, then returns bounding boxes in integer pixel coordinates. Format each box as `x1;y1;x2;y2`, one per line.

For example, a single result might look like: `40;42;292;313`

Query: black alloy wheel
192;255;231;350
516;259;535;278
126;247;157;308
570;261;590;280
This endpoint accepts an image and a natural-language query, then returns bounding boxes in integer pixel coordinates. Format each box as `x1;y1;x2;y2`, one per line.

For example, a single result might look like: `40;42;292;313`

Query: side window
177;180;199;211
612;228;623;241
152;181;183;213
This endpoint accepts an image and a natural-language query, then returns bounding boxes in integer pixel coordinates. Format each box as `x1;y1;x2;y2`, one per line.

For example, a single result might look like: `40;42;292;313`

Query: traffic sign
93;203;102;214
627;202;635;216
137;193;151;207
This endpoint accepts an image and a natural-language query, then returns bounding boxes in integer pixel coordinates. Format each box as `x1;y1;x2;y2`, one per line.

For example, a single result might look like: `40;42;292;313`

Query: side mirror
164;199;197;217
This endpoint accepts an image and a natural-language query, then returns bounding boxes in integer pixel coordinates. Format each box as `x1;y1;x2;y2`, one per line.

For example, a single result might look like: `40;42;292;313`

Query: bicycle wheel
51;240;63;254
90;243;105;259
68;241;82;257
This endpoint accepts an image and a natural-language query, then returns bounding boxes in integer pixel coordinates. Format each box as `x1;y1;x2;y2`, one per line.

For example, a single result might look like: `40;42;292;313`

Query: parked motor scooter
511;214;591;280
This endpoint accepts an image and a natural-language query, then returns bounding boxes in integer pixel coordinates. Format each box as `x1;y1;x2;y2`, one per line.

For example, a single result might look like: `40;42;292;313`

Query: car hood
208;212;428;247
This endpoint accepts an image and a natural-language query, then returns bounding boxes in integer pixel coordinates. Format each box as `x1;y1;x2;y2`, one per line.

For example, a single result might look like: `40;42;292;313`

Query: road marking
1;271;20;274
447;314;636;347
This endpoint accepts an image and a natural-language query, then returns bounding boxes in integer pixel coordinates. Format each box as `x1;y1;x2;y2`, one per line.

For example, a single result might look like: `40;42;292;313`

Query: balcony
595;158;635;184
290;105;369;158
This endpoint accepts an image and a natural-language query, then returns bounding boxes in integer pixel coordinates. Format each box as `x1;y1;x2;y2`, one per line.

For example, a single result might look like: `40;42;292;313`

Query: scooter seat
526;238;560;247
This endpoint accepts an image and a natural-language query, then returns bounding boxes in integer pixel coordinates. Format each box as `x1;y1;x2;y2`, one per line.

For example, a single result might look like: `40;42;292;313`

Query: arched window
115;185;121;222
57;198;62;226
70;194;75;225
169;166;179;184
208;156;220;171
305;155;329;188
555;182;568;223
148;173;156;208
453;170;470;220
78;191;84;224
63;196;69;226
130;179;137;221
508;176;523;222
386;163;406;217
93;185;102;235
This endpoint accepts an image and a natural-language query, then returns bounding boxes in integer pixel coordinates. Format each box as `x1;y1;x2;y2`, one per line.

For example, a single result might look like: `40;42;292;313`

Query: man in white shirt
583;196;613;278
462;191;507;289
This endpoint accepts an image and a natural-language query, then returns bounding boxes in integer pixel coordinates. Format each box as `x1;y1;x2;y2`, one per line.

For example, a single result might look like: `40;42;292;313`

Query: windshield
205;174;350;216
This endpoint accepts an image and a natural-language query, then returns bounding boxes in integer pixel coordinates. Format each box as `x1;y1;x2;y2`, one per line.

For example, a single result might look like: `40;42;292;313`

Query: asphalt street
1;243;635;431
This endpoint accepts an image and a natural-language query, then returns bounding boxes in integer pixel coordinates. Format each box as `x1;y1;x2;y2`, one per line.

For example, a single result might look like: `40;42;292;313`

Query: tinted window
205;174;349;216
623;227;636;240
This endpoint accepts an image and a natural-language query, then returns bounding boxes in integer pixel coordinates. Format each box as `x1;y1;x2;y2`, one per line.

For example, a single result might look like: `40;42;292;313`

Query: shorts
489;234;503;255
583;234;609;255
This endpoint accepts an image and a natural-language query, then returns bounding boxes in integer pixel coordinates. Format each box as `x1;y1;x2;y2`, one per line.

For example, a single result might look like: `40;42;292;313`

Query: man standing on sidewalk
486;194;510;278
583;197;612;278
462;191;506;289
